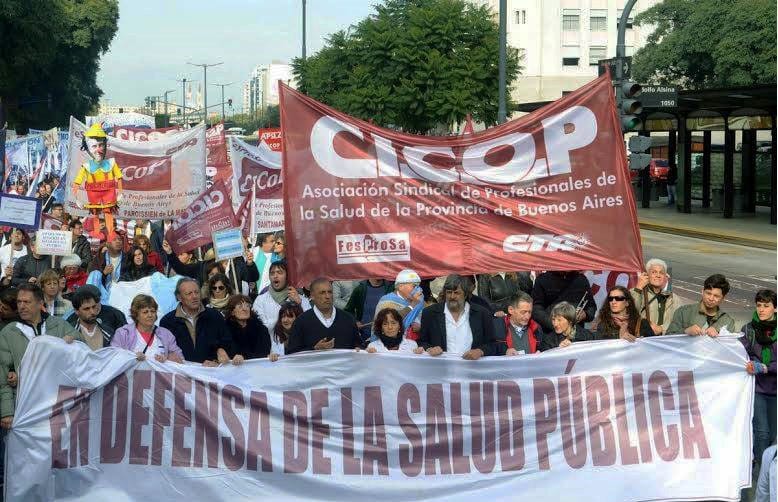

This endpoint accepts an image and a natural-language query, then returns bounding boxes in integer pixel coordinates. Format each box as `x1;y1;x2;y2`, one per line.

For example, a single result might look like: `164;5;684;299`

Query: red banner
164;180;236;253
279;75;643;286
258;127;282;151
206;123;231;183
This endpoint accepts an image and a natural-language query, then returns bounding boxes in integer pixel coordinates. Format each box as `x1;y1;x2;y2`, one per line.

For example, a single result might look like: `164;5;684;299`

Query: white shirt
367;338;418;353
132;328;164;359
252;290;311;334
444;302;473;356
313;305;336;328
0;244;27;280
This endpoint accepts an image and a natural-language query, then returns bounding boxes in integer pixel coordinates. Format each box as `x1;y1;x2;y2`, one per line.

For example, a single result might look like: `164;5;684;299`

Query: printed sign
212;227;244;261
35;229;72;256
0;194;41;229
164;180;237;253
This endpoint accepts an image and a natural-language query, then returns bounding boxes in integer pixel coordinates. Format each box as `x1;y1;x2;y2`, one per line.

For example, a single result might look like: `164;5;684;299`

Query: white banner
229;136;284;232
6;335;752;501
65;117;207;220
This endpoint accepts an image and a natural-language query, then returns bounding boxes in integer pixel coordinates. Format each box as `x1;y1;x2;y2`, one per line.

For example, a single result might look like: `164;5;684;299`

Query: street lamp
211;82;234;122
188;62;223;124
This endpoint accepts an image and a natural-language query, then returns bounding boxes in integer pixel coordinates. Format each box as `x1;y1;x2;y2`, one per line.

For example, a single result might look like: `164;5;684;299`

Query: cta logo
503;233;588;253
336;232;411;264
114;152;172;190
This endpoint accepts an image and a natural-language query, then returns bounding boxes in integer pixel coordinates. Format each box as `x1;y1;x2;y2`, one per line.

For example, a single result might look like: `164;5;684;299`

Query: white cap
395;269;421;285
60;254;82;269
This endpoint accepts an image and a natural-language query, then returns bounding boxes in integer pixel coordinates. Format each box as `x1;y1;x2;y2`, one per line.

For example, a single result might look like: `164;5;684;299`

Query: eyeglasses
212;285;226;291
607;296;627;302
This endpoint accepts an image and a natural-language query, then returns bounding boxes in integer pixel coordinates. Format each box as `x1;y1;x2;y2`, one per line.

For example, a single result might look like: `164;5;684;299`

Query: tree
293;0;523;133
0;0;119;131
632;0;776;88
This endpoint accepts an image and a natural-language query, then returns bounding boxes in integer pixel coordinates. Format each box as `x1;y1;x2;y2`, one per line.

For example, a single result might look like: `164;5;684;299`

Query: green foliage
632;0;776;88
293;0;523;133
0;0;119;131
230;105;280;132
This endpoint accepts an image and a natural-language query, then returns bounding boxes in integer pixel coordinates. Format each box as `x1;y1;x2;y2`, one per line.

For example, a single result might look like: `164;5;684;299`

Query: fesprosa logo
335;232;411;264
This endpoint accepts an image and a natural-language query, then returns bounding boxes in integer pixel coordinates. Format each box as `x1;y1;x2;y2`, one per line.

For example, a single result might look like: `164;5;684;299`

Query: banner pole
230;257;239;292
250;182;256;246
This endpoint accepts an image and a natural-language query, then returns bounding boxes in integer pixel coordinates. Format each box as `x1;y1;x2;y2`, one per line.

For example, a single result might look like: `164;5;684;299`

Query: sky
97;0;381;111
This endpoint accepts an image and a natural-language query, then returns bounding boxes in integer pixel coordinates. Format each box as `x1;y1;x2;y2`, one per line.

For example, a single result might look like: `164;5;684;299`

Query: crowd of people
0;206;774;500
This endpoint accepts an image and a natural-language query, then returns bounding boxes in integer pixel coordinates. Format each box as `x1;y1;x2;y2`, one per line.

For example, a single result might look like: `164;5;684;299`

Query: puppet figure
72;123;123;241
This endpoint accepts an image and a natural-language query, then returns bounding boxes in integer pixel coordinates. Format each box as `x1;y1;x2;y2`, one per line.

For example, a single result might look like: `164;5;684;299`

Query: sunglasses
212;285;226;291
607;296;627;302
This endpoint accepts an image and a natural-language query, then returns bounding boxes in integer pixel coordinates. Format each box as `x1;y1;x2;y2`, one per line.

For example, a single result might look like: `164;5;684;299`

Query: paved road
641;229;777;329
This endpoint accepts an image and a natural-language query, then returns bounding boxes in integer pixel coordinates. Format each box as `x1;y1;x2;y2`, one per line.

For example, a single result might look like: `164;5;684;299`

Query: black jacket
225;317;271;359
476;273;534;313
166;252;259;287
286;308;362;354
417;301;499;356
596;317;655;340
539;326;599;351
12;254;55;286
66;304;127;346
531;272;596;332
160;306;232;363
71;235;93;270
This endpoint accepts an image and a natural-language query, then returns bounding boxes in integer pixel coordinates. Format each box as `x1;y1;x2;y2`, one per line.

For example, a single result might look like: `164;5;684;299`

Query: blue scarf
380;291;424;332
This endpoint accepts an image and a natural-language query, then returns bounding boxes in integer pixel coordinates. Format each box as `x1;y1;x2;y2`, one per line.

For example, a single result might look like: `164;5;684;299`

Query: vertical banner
65;117;207;220
6;335;753;501
229;136;284;233
206;122;231;185
279;74;643;286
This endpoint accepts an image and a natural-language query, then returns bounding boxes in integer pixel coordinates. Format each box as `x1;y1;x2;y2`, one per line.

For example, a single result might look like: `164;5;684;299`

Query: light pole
188;62;223;124
211;82;234;122
161;89;176;126
497;0;507;124
302;0;307;60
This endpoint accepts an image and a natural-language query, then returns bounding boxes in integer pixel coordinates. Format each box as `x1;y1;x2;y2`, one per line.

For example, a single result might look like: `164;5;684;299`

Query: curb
639;221;776;250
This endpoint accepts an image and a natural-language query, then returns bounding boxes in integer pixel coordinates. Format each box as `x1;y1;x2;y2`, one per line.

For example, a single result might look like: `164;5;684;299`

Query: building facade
473;0;658;105
243;62;295;116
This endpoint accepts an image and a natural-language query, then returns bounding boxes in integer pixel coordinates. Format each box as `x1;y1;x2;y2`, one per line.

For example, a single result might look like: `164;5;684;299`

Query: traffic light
627;135;652;170
227;98;232;107
618;80;642;131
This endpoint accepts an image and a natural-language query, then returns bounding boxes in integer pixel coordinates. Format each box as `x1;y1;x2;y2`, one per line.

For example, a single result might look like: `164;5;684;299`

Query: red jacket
147;251;164;273
65;269;88;293
501;316;540;354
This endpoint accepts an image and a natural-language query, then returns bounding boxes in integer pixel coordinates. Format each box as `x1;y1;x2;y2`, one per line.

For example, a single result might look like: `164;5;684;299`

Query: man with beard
285;278;361;354
66;285;126;350
0;229;27;286
252;261;310;333
417;274;499;360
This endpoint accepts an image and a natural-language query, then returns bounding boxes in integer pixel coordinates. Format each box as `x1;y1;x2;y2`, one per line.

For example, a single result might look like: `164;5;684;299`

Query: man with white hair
630;258;681;335
374;269;424;338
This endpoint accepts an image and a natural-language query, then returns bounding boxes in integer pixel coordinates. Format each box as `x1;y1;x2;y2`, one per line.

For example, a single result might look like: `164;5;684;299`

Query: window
515;9;526;24
590;10;607;31
616;9;634;29
562;10;580;31
562;45;581;67
589;46;607;66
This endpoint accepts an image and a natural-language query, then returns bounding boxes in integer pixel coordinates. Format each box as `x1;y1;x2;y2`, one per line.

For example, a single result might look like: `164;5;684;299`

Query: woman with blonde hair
111;294;184;363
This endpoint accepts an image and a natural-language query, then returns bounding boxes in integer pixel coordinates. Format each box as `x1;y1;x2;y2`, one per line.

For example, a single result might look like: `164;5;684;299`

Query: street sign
640;85;679;108
598;57;632;79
